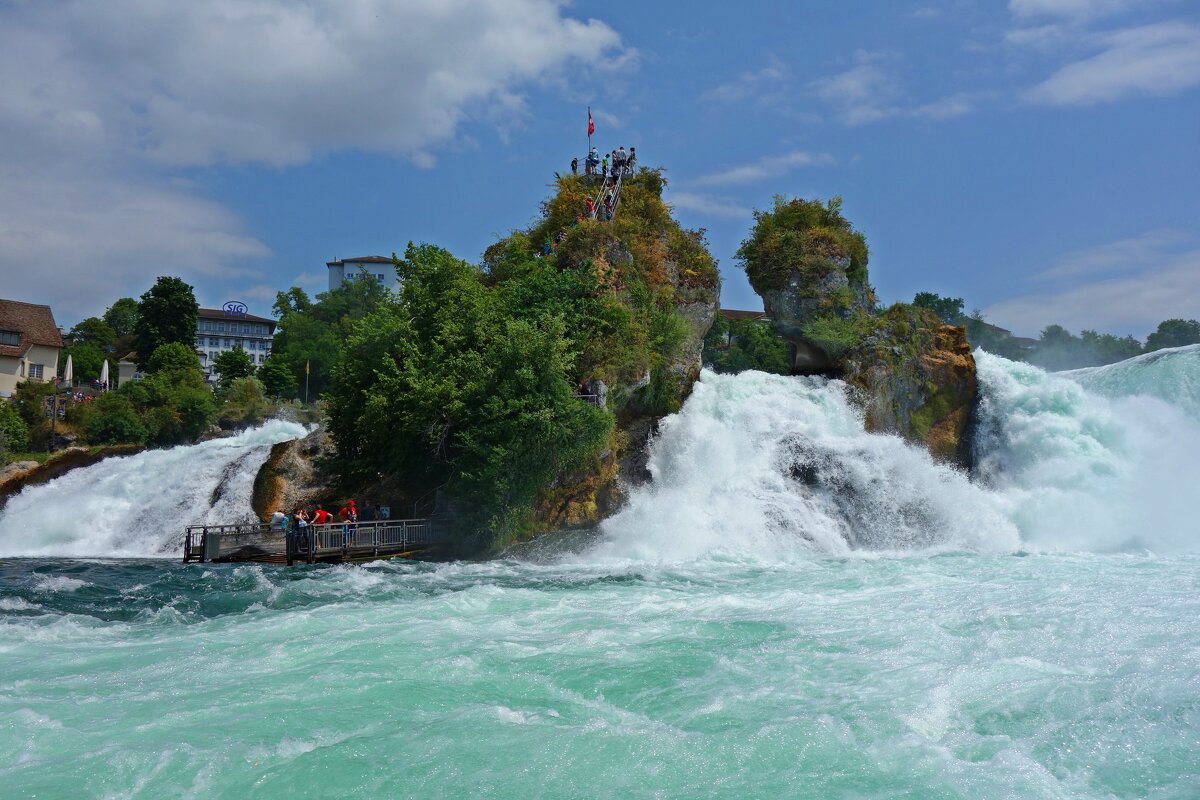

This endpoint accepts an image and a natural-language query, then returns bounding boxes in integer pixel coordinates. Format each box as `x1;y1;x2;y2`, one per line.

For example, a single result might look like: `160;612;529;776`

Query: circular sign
223;300;248;317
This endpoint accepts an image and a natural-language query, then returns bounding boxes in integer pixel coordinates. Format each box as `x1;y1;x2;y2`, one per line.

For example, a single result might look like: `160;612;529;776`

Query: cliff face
740;197;976;469
251;426;338;518
840;309;977;469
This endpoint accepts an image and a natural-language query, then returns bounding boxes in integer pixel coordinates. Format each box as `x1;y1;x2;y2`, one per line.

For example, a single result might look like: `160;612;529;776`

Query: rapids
2;350;1199;797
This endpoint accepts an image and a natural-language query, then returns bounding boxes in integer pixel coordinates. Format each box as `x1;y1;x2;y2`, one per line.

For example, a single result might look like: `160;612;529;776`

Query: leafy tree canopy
61;342;106;383
69;317;116;350
212;346;256;390
146;341;200;377
103;298;140;339
737;195;869;296
1145;318;1200;352
327;243;613;550
912;292;965;325
257;357;297;398
134;276;198;370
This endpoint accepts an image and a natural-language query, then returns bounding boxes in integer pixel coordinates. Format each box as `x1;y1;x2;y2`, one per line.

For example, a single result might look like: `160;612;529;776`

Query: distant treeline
912;293;1200;371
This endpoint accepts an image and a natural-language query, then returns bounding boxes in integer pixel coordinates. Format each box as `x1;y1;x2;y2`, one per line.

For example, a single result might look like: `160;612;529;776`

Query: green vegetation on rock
737;196;869;296
326;169;718;551
703;316;791;375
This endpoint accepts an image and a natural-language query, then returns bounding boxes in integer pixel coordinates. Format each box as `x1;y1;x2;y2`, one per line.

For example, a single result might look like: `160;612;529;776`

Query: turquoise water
3;554;1198;798
3;350;1200;797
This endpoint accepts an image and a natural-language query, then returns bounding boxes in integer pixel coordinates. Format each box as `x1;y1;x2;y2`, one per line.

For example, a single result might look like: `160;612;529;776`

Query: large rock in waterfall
740;197;977;469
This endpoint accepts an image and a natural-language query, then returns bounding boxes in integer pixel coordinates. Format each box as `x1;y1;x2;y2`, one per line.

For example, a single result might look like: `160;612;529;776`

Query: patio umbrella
99;359;110;390
63;354;73;387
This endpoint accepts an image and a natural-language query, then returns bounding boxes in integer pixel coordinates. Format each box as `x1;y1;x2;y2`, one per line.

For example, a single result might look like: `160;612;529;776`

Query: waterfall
591;347;1200;561
0;420;306;558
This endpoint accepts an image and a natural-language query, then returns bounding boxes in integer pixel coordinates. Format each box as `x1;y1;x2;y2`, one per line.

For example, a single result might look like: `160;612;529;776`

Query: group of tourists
271;498;388;548
573;145;636;179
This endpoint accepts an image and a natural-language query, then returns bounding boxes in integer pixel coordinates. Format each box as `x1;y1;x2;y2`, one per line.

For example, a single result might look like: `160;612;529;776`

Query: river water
2;349;1199;798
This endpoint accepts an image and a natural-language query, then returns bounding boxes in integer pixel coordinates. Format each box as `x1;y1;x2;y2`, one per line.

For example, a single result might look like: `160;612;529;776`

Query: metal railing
184;519;441;564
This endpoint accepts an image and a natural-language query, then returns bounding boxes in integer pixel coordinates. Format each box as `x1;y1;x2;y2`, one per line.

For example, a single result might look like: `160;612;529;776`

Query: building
327;255;399;293
0;299;64;398
195;306;277;382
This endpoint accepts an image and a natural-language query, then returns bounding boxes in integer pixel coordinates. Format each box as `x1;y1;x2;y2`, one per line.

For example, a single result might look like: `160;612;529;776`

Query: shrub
801;313;876;359
84;393;146;444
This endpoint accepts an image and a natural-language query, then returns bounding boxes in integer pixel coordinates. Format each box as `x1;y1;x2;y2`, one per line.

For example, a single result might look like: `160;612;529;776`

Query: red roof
0;299;64;358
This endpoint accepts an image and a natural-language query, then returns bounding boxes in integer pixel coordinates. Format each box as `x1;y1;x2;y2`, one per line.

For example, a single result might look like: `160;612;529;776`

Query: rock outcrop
839;308;977;469
742;196;977;468
251;426;338;518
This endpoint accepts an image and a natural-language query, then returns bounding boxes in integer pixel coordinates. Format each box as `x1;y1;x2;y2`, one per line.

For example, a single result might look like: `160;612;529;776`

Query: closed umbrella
63;354;73;387
99;359;110;391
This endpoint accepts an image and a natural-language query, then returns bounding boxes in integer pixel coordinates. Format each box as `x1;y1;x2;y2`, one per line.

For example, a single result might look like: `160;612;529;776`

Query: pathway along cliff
3;348;1200;796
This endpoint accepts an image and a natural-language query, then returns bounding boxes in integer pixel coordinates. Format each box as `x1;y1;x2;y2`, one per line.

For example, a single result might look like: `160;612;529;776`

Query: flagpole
587;106;591;155
305;360;310;405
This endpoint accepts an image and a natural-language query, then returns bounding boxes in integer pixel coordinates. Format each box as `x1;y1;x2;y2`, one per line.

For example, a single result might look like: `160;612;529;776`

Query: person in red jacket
338;500;357;546
311;505;332;525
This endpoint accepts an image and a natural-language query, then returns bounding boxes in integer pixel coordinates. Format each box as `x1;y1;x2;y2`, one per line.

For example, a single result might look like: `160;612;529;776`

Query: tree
1144;319;1200;352
60;342;106;383
912;292;965;325
147;342;200;376
273;287;312;318
134;276;198;369
737;195;870;296
257;357;298;398
0;401;29;455
212;346;255;390
69;317;116;349
103;298;140;338
326;243;611;549
83;393;146;445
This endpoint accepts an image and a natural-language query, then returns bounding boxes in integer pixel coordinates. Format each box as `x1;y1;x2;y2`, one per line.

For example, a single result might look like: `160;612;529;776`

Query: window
28;363;44;380
218;322;226;332
210;351;218;362
0;330;21;346
223;338;231;348
258;354;265;363
377;273;385;280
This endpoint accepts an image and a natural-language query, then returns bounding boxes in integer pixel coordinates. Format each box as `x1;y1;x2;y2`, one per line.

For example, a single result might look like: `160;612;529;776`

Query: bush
0;401;29;455
84;393;146;444
738;196;869;296
801;312;875;359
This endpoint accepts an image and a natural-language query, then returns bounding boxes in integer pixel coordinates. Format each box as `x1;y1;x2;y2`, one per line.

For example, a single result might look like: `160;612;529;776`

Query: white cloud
812;51;982;124
668;192;751;220
0;171;270;321
0;0;627;318
2;0;624;168
1008;0;1161;20
984;231;1200;335
1023;21;1200;105
815;51;903;125
703;59;786;104
1035;229;1189;280
692;151;835;187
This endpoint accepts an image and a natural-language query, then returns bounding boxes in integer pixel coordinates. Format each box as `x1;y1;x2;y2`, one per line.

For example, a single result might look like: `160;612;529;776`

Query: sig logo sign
222;300;248;317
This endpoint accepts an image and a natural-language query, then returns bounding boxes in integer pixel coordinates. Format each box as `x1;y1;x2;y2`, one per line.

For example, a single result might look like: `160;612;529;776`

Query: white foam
0;420;305;558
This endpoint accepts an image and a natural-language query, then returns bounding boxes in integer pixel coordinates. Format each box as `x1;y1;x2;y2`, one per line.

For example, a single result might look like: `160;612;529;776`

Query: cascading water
592;347;1200;561
4;353;1200;797
0;420;306;558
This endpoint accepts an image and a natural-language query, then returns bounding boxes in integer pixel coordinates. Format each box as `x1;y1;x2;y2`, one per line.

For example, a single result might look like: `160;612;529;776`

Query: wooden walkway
183;518;445;565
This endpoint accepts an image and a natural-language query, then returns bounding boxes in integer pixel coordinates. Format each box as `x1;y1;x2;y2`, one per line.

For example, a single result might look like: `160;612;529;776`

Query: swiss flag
588;109;595;137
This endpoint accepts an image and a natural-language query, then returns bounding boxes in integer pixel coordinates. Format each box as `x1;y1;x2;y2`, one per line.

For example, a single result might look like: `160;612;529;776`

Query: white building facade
327;256;400;293
195;306;277;382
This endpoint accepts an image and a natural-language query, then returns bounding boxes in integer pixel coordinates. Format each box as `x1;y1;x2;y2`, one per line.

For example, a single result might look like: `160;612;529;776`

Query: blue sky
2;0;1197;338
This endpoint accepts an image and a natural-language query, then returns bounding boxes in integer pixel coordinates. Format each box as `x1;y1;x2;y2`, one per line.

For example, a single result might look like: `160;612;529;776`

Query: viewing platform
183;518;446;565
